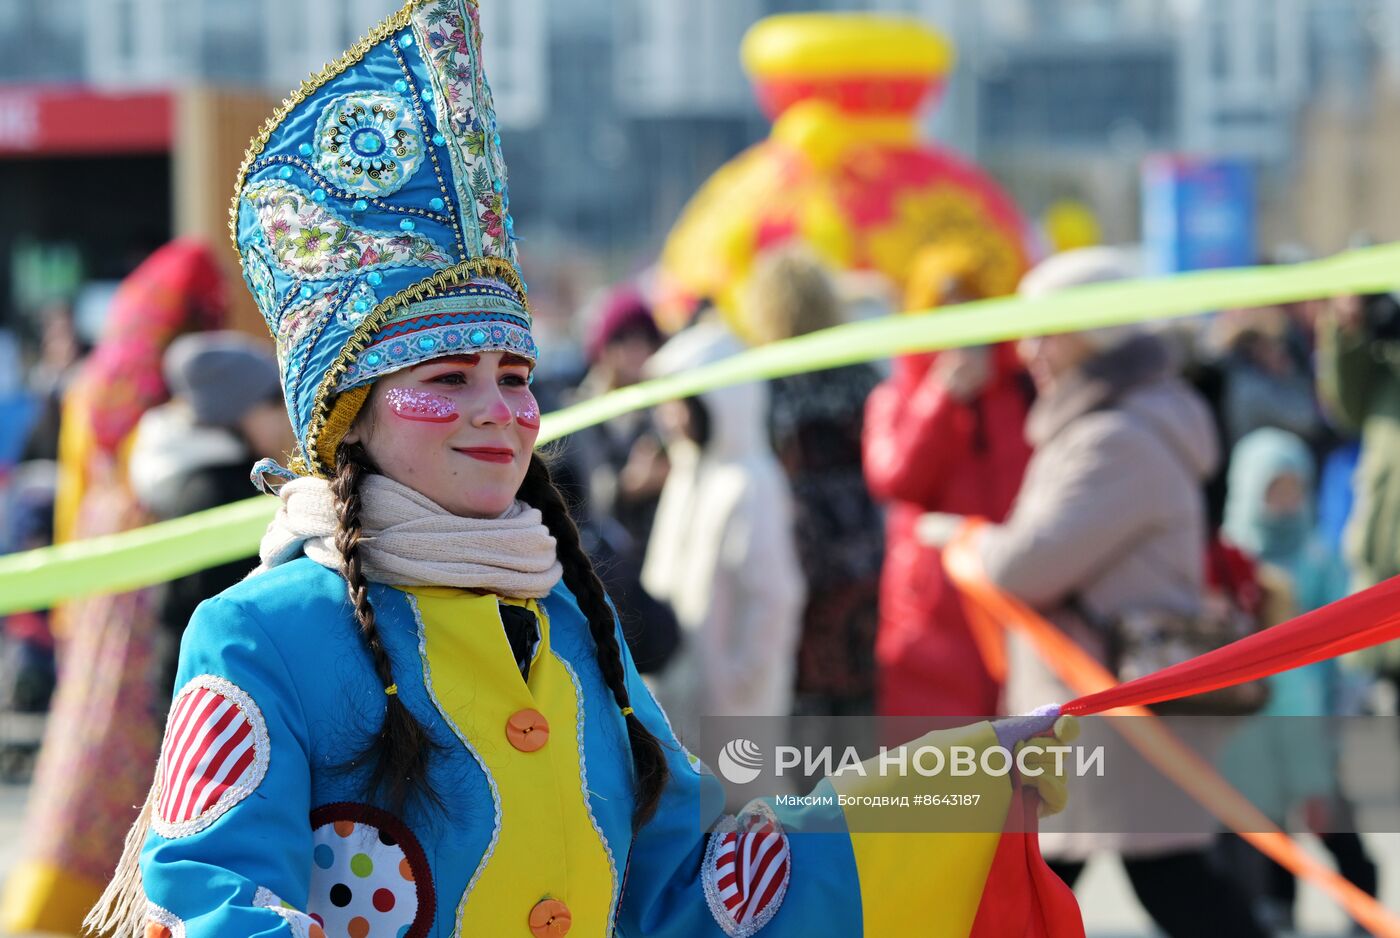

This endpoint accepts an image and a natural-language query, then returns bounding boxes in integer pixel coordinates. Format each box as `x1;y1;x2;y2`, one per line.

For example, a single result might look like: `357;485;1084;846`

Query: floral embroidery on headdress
315;93;427;197
232;0;533;477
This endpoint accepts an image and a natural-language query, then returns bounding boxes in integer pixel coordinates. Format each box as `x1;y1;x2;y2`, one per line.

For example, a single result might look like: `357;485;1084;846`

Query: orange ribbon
944;521;1400;938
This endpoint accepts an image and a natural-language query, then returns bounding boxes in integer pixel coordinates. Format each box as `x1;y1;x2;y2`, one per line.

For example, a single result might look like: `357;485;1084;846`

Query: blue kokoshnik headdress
233;0;531;477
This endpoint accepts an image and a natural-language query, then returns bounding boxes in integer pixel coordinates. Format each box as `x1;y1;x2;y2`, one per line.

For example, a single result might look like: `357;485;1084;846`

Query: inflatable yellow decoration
659;13;1033;337
1044;199;1103;253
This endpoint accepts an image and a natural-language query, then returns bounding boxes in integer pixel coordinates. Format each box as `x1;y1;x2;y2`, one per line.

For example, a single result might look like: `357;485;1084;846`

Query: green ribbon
0;497;276;616
2;241;1397;615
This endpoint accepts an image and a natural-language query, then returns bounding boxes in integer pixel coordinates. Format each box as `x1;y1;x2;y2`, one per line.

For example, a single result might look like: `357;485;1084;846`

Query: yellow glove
1012;714;1080;818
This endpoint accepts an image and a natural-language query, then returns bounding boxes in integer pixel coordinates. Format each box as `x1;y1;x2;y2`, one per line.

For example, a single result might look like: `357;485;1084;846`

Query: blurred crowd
0;237;1397;936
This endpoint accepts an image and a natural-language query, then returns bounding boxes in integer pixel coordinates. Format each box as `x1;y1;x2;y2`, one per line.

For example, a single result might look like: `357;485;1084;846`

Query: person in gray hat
153;330;290;468
129;331;295;700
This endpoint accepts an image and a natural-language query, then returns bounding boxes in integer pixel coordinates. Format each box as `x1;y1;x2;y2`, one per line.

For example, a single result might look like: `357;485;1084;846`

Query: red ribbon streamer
946;524;1400;937
1061;576;1400;716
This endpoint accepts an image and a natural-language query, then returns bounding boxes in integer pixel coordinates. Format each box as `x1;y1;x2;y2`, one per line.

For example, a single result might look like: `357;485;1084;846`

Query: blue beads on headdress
232;0;533;475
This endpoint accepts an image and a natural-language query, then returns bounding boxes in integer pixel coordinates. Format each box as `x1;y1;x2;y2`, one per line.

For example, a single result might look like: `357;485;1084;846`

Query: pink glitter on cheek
384;388;460;424
515;395;541;430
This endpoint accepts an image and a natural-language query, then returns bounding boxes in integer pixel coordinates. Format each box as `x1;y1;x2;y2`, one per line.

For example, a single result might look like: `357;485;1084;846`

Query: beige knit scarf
255;473;563;598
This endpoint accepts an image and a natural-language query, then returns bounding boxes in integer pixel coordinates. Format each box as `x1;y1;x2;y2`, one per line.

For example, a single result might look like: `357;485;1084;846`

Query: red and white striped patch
152;675;269;839
703;802;791;937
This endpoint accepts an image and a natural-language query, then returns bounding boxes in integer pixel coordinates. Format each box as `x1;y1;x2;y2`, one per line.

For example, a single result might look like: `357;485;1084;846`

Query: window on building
979;44;1176;150
200;0;264;84
616;0;760;115
1258;4;1278;82
1210;31;1231;81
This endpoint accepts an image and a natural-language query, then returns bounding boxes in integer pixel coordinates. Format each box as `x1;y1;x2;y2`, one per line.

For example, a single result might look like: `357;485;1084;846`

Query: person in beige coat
925;248;1266;938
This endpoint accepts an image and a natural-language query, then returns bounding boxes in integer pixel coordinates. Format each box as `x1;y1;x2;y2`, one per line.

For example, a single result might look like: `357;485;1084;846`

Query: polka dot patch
307;804;432;938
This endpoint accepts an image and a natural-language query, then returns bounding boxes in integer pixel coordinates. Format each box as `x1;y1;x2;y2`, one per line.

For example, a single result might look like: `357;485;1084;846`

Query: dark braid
520;453;671;829
332;443;442;812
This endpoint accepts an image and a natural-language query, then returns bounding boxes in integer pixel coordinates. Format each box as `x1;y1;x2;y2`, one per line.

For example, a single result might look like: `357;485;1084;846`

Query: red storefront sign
0;87;172;157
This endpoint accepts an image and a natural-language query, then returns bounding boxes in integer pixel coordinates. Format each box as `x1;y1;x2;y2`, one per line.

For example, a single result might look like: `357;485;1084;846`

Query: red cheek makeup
515;396;541;430
385;388;460;424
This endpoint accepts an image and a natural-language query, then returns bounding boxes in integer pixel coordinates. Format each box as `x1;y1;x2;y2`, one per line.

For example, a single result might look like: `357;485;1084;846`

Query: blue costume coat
138;559;1015;937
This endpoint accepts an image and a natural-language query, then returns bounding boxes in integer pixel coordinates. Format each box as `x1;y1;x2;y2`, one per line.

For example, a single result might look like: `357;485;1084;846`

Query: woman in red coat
864;245;1033;717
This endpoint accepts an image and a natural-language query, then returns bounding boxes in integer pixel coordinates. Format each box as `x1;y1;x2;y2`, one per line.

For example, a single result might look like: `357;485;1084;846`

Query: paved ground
1074;714;1400;936
1076;832;1400;936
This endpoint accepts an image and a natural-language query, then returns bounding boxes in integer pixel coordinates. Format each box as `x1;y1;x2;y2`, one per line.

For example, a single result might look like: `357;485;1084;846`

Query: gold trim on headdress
304;257;527;473
232;0;533;476
228;0;421;267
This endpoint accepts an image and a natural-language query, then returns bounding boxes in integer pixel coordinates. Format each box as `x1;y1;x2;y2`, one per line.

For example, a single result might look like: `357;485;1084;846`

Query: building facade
0;0;1394;260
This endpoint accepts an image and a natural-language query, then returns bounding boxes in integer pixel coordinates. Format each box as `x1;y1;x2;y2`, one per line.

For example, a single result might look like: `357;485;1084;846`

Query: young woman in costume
91;3;1078;936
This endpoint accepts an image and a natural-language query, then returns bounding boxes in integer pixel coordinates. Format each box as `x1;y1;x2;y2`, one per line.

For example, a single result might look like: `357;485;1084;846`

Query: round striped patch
152;674;270;839
702;802;791;937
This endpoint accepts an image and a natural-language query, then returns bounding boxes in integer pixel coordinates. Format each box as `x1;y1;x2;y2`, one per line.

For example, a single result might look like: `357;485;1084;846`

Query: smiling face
344;351;540;518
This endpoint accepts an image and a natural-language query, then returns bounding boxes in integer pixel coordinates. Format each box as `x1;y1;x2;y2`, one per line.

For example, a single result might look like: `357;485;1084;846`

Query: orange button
506;708;550;752
529;898;572;937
